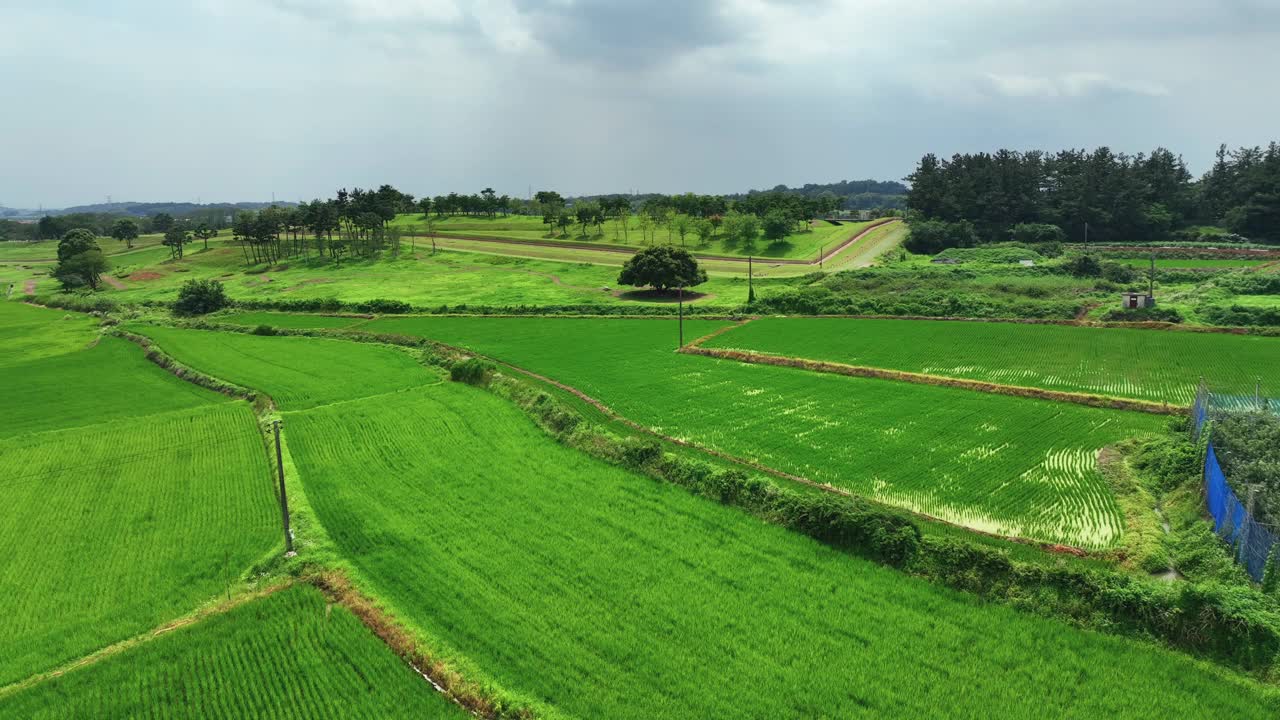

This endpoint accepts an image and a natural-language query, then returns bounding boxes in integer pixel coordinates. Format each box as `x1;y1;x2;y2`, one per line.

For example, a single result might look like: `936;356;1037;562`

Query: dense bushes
750;285;1080;320
173;279;229;316
1009;223;1066;246
903;220;978;254
1219;274;1280;295
1101;307;1184;323
933;245;1043;264
1201;305;1280;327
450;358;496;386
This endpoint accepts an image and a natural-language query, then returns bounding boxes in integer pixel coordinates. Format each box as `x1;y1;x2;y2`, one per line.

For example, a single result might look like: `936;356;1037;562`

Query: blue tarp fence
1192;382;1277;582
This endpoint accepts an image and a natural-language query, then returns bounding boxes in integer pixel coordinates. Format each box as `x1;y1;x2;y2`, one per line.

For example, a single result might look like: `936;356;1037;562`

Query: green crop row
0;402;278;686
356;316;1164;548
0;585;466;719
704;317;1280;405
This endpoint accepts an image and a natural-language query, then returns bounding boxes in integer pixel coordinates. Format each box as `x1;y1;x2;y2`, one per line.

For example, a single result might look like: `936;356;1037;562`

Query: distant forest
905;143;1280;246
727;179;908;211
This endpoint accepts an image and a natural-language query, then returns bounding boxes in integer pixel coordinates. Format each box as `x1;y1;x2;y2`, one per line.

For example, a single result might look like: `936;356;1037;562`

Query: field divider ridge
0;583;293;700
679;345;1183;416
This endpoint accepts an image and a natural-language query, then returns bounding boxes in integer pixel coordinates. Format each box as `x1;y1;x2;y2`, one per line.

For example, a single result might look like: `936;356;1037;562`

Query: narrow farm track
433;337;1097;553
421;218;900;268
101;275;126;290
22;280;35;296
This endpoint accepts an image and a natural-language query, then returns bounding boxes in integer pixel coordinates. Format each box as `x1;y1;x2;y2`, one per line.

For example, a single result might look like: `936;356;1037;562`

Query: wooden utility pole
677;286;684;348
272;420;293;554
820;244;825;270
748;256;755;303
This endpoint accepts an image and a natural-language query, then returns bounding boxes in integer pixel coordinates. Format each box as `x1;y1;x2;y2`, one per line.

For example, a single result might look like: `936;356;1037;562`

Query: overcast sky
1;0;1277;208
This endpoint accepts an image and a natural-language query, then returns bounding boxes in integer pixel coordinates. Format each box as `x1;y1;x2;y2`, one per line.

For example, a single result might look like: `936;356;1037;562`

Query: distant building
1122;292;1156;309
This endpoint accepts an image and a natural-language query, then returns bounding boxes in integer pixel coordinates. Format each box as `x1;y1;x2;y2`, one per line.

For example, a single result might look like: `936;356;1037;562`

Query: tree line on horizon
904;143;1280;251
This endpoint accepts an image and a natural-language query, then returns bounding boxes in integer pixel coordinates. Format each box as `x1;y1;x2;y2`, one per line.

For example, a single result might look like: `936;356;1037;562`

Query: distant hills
0;201;295;221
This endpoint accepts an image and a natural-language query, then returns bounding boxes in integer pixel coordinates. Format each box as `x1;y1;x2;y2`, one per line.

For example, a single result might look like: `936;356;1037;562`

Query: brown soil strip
681;346;1180;416
426;218;899;268
684;318;754;348
0;584;291;700
1081;245;1280;258
127;271;164;281
101;275;126;290
312;572;533;719
22;279;36;296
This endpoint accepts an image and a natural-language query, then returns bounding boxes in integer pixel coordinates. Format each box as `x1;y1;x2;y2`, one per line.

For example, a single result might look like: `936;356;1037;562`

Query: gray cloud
1;0;1277;207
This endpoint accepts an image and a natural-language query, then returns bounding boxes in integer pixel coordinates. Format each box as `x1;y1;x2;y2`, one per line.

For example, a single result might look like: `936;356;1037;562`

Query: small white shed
1122;292;1156;309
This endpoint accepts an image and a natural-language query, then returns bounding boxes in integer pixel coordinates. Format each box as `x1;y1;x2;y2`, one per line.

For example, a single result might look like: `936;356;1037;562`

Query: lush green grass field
125;324;442;410
702;317;1280;405
0;402;277;686
392;213;880;260
1114;257;1267;269
0;234;165;263
276;376;1274;719
0;585;466;718
0;334;223;439
0;300;98;370
83;243;758;307
361;317;1164;547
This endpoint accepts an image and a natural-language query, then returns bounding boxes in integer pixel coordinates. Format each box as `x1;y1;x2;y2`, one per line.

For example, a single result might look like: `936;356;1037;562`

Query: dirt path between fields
424;218;900;268
23;279;36;296
101;275;126;290
679;345;1180;416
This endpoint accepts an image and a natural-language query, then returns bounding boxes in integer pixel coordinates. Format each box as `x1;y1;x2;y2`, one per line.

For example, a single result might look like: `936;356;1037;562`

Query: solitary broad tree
53;228;106;290
110;218;140;248
617;245;707;293
163;225;191;259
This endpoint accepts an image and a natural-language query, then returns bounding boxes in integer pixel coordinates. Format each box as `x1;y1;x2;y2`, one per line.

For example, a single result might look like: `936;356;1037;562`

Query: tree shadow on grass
614;288;716;303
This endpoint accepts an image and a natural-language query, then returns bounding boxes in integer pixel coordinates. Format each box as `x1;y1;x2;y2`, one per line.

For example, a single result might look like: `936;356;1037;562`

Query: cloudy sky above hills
1;0;1277;207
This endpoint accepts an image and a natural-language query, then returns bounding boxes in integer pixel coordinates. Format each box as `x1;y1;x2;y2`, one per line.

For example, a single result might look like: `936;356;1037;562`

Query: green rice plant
701;317;1280;405
126;324;443;410
0;585;466;718
361;316;1165;547
279;380;1275;719
0;403;278;686
217;311;373;330
0;335;225;439
0;299;98;370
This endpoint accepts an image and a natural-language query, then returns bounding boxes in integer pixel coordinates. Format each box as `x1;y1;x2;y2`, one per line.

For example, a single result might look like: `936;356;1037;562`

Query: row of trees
906;143;1280;245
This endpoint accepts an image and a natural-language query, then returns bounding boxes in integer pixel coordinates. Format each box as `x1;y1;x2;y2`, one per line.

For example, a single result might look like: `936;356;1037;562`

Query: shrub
1064;254;1103;277
1201;304;1280;327
354;298;413;315
904;220;977;254
173;279;230;316
450;358;496;386
251;324;278;336
1010;223;1066;246
1101;307;1184;323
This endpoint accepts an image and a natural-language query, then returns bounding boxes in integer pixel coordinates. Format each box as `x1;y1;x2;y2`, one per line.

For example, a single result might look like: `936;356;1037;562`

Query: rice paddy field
0;300;280;688
359;316;1165;547
700;317;1280;405
124;324;444;410
265;363;1273;719
0;585;467;719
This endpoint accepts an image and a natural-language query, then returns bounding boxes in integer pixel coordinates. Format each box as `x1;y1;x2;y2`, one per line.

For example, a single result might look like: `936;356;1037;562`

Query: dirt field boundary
680;345;1181;416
